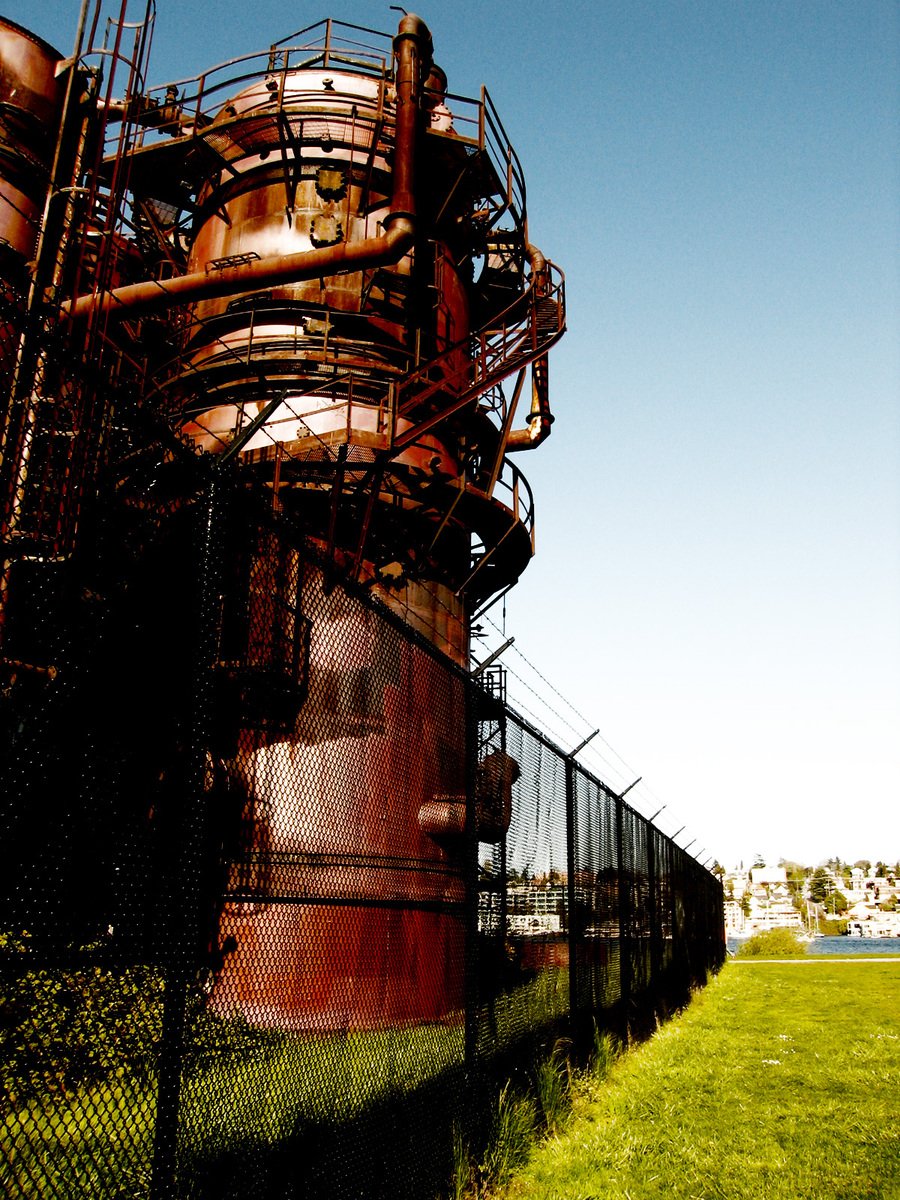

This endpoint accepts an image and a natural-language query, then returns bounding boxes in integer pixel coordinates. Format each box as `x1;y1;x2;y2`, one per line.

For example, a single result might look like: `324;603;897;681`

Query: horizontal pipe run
63;220;415;320
61;13;431;323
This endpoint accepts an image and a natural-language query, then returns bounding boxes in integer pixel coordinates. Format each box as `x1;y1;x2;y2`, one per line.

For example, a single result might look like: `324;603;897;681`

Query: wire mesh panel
1;455;725;1199
180;527;472;1195
0;465;202;1198
571;771;621;1022
475;714;570;1059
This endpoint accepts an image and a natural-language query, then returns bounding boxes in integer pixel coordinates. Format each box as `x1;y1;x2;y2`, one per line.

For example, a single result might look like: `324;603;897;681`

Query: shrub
735;928;805;958
0;931;164;1101
0;930;266;1103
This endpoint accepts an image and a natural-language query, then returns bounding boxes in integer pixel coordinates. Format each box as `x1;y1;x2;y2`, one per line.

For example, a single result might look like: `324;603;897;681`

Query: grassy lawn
507;960;900;1200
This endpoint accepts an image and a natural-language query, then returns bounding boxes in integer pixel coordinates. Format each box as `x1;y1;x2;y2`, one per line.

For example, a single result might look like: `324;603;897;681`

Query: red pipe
61;14;431;323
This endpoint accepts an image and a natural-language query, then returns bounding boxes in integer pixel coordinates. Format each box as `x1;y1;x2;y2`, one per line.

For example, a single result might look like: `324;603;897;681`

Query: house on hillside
746;867;803;933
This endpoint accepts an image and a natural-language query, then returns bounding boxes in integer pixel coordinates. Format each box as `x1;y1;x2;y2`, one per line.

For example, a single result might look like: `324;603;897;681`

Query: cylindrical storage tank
179;24;481;1029
168;47;474;664
189;71;395;324
210;564;470;1030
0;20;64;267
177;65;470;408
0;20;65;377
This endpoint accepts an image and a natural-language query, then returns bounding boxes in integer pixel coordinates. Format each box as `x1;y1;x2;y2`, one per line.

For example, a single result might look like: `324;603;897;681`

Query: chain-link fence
2;434;724;1198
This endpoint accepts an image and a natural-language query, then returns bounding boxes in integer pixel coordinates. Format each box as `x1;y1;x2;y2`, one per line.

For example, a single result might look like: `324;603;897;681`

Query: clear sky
18;0;900;869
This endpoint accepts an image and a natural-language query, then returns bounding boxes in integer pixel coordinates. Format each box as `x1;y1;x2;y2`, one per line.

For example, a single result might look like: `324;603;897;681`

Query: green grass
507;960;900;1200
1;1021;466;1198
2;958;578;1198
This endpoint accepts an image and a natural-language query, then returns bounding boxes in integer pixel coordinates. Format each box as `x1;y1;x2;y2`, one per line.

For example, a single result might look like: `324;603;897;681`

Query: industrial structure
0;12;728;1197
0;4;565;1029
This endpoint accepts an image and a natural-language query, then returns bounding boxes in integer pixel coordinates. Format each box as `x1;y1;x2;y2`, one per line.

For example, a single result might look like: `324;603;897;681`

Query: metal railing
396;261;565;433
103;19;525;234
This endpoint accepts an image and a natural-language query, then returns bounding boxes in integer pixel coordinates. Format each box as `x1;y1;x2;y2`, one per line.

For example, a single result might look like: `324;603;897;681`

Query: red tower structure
0;8;565;1030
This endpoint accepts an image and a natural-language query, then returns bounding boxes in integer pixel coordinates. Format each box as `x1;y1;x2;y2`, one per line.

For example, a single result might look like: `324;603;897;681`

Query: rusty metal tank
160;19;474;1028
30;13;563;1034
162;19;473;665
0;20;66;381
212;578;471;1030
0;19;65;267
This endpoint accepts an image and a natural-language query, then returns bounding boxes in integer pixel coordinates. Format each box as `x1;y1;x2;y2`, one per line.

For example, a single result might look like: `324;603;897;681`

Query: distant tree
752;853;766;869
854;859;872;873
780;860;808;888
826;890;848;915
875;862;888;877
809;867;832;905
779;859;803;873
820;916;849;936
778;861;807;911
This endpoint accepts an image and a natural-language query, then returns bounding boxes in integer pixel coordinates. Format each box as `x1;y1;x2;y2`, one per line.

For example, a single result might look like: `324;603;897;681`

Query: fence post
647;825;660;1012
565;754;577;1035
150;467;225;1199
464;675;480;1074
615;793;631;1042
150;974;190;1200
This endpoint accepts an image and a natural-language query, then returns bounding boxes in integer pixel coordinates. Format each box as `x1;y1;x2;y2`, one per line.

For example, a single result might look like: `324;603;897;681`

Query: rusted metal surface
1;7;567;1034
0;19;65;264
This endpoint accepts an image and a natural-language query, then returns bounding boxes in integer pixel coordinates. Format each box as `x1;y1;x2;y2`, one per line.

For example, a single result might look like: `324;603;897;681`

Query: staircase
392;258;565;452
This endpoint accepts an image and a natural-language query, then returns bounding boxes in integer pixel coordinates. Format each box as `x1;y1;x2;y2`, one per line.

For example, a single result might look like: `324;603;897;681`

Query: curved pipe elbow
504;245;554;452
526;242;547;279
506;411;554;452
394;13;434;54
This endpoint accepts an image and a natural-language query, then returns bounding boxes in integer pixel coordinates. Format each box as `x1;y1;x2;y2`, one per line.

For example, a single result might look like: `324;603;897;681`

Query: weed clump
479;1083;539;1191
590;1026;621;1080
534;1039;572;1133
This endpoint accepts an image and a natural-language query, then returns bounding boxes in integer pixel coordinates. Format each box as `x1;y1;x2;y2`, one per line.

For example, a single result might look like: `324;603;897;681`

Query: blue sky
20;0;900;868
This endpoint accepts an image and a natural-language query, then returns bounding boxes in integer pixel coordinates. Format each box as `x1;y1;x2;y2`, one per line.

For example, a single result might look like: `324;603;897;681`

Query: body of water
727;935;900;957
